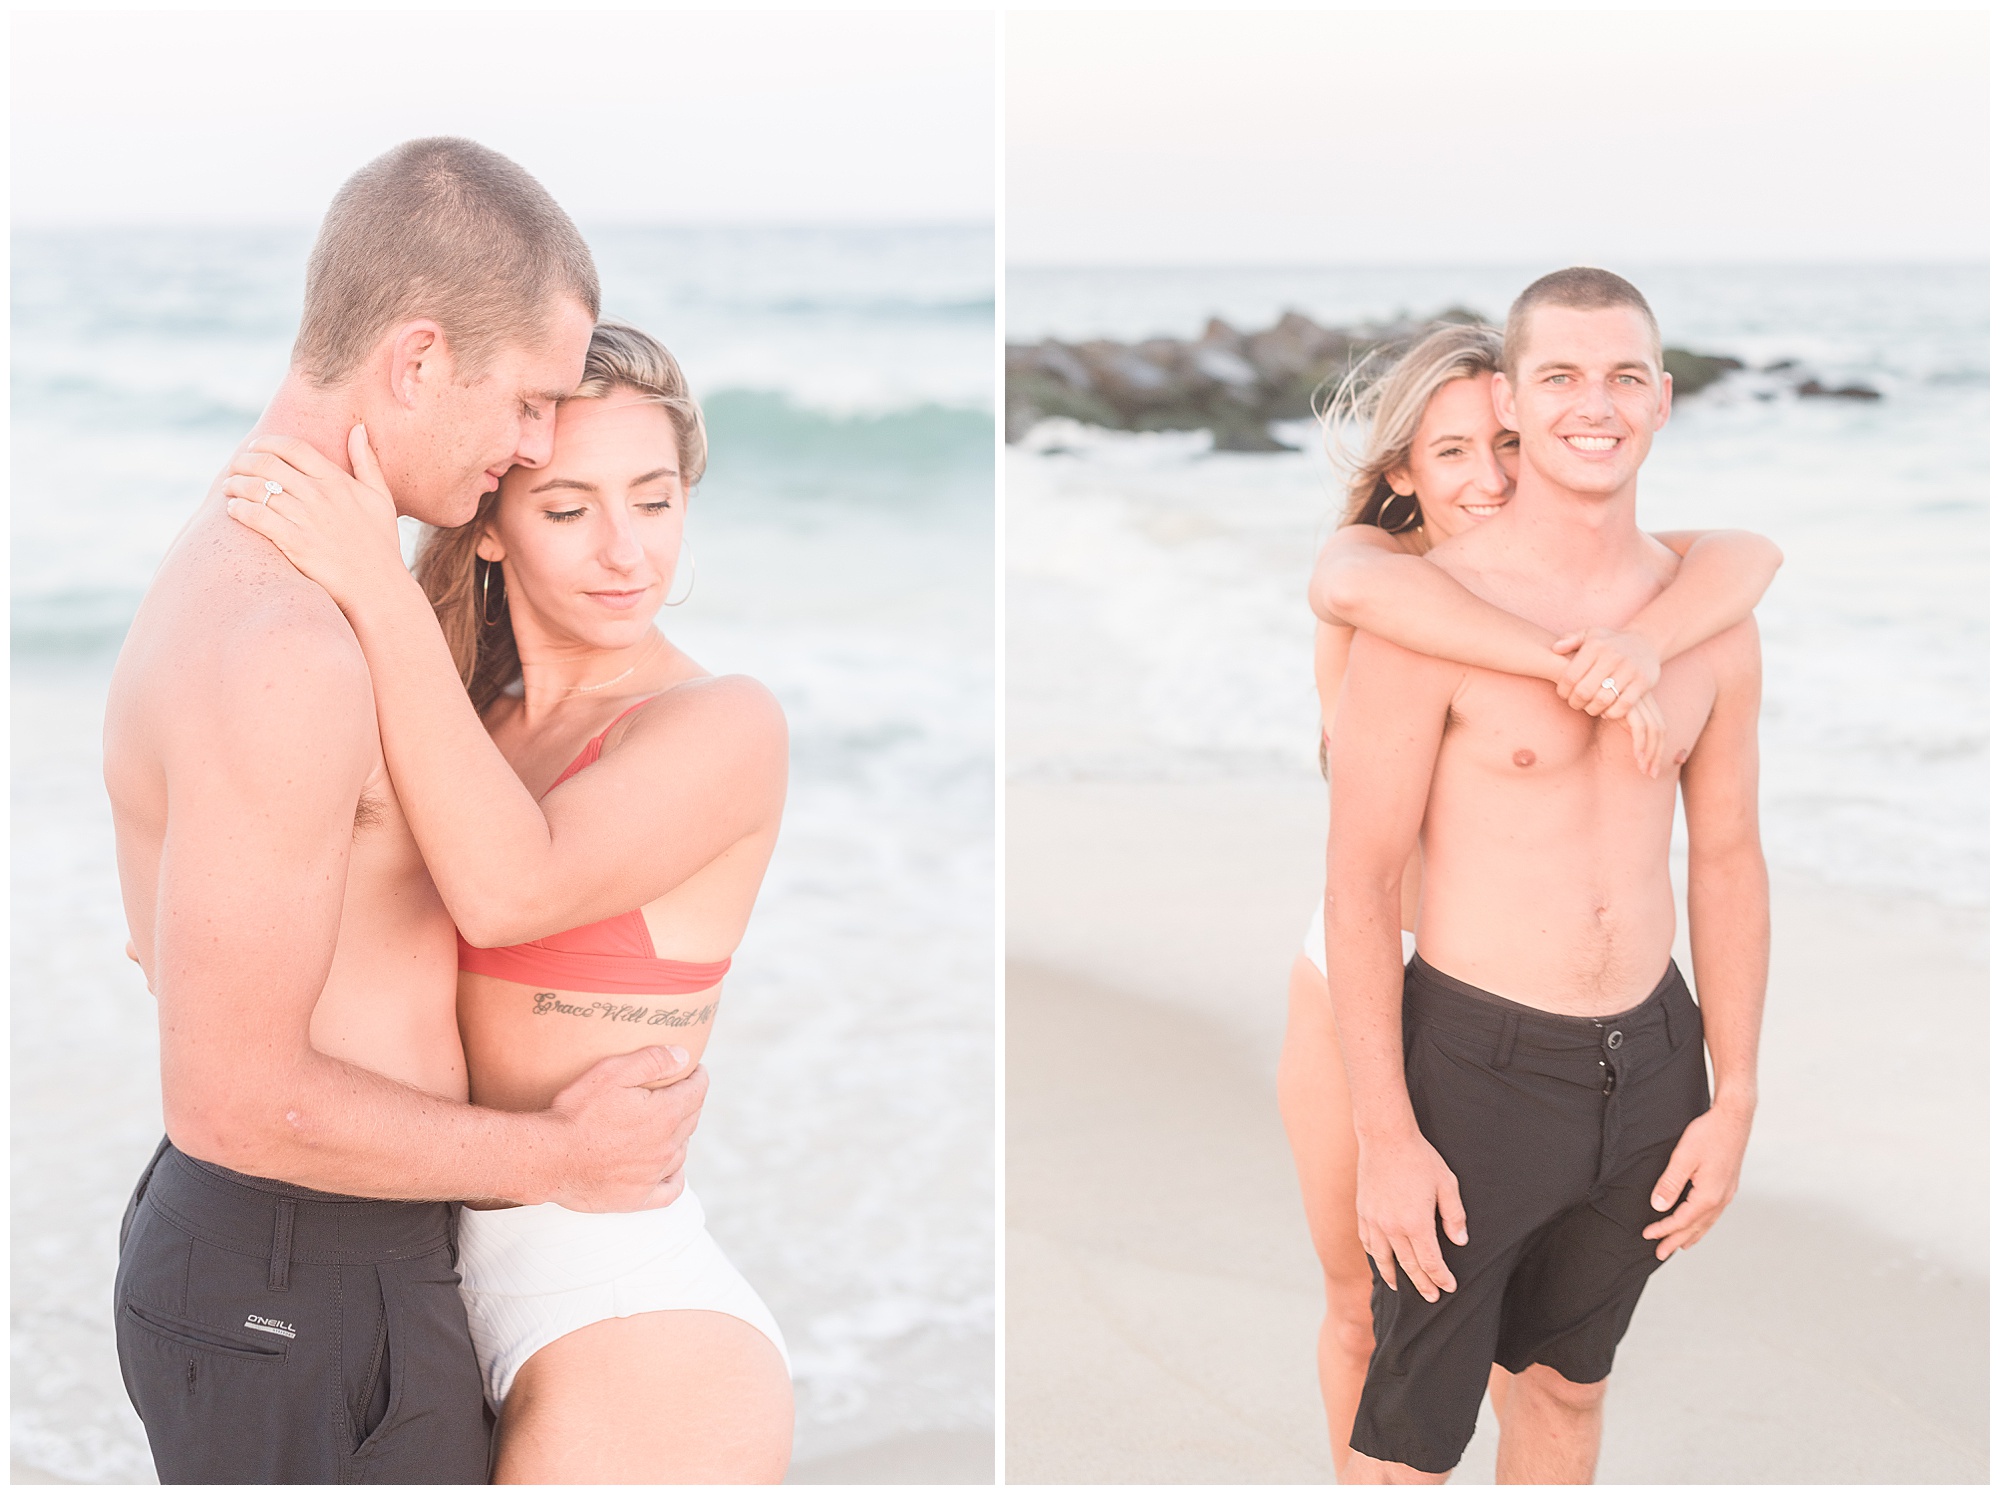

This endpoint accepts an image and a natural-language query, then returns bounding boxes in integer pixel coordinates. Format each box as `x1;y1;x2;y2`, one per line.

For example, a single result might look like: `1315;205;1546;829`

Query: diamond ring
1600;677;1620;697
261;480;283;505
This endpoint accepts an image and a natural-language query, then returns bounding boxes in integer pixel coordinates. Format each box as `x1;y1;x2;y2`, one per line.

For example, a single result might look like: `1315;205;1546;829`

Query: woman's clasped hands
1553;625;1669;777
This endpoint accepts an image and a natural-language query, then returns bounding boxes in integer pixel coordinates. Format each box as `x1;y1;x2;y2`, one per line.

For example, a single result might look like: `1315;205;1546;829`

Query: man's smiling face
1495;303;1672;499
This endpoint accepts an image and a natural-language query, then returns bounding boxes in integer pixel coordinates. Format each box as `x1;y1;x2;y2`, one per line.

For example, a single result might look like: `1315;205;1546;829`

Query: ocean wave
12;588;145;658
14;372;263;434
703;391;992;475
14;227;311;342
755;295;994;320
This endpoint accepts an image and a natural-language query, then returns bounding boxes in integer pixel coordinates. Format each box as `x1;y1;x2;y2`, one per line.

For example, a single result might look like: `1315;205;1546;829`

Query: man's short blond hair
292;137;600;387
1502;267;1660;377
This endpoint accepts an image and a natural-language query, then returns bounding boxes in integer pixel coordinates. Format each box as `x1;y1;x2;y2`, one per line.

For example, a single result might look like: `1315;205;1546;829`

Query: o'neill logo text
243;1314;296;1339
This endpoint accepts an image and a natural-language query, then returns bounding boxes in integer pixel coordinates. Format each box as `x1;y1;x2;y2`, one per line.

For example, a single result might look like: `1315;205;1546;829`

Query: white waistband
457;1187;708;1292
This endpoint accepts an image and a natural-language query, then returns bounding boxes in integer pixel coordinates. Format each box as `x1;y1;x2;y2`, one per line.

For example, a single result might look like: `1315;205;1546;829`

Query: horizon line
14;215;996;234
1008;256;1990;272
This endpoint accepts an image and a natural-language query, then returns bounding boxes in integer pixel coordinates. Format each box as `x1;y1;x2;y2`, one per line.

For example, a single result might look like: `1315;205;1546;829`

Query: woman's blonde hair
1319;322;1504;534
415;321;707;713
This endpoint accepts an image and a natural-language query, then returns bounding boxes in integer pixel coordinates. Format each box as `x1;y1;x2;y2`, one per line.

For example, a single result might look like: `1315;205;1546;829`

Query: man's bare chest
1440;657;1721;787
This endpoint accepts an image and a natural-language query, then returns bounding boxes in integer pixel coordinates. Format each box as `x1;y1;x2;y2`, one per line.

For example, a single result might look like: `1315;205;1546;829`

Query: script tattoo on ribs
531;993;717;1027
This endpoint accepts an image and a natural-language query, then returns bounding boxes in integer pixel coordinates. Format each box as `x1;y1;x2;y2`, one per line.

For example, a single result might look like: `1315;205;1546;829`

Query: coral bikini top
455;699;733;996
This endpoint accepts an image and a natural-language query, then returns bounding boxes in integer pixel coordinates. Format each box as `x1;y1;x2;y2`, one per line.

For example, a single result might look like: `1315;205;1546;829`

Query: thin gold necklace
556;633;665;697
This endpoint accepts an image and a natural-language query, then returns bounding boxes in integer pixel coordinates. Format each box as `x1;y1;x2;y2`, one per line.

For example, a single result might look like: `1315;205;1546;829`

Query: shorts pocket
350;1269;410;1459
1404;1022;1482;1131
1401;1023;1432;1117
121;1298;288;1361
350;1256;487;1475
116;1293;319;1482
347;1268;394;1453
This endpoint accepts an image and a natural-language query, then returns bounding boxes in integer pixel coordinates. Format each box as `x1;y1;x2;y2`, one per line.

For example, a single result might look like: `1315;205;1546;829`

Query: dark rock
1004;340;1124;441
1796;379;1882;401
1662;348;1745;396
1205;408;1291;452
1199;317;1247;352
1192;343;1259;389
1005;309;1781;448
1037;341;1093;390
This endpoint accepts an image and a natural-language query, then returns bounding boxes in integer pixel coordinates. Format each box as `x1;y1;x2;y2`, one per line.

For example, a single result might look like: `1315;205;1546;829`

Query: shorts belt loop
1494;1010;1519;1070
268;1199;295;1292
120;1136;174;1255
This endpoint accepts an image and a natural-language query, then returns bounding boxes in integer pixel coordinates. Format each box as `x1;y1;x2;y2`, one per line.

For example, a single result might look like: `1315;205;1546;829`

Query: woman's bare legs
493;1309;793;1484
1488;1363;1513;1422
1276;953;1378;1480
1279;953;1515;1479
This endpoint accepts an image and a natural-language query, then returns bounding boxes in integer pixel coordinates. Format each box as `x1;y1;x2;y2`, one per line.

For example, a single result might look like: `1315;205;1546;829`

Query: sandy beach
1006;778;1988;1483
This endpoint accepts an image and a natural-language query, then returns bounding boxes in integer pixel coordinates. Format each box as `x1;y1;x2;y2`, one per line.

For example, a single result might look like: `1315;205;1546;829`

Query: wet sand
788;1427;994;1483
1006;779;1987;1483
12;1430;995;1487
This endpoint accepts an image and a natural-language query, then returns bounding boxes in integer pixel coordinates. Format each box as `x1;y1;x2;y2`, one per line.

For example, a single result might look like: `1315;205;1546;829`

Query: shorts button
1607;1030;1624;1049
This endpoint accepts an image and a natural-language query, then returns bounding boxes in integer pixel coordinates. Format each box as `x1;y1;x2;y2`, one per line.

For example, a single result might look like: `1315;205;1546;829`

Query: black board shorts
113;1138;491;1484
1349;954;1710;1475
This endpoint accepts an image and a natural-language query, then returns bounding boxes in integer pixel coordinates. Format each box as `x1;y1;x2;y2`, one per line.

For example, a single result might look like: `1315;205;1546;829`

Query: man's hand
1355;1126;1469;1302
1552;626;1663;718
544;1045;709;1213
1641;1102;1753;1259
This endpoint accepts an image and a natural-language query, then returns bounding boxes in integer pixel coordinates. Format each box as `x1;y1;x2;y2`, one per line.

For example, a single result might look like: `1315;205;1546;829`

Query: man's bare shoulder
1345;623;1463;697
125;510;374;751
158;509;355;641
1412;523;1497;593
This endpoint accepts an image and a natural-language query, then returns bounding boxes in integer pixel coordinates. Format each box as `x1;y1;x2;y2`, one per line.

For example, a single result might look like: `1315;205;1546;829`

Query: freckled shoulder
166;590;370;743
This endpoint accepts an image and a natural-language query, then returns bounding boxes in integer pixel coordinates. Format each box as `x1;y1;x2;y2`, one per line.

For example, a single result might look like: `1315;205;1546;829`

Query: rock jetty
1006;311;1876;448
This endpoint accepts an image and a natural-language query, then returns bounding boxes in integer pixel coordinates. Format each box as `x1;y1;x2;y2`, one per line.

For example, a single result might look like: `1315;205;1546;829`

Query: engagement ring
1601;677;1620;697
262;480;283;505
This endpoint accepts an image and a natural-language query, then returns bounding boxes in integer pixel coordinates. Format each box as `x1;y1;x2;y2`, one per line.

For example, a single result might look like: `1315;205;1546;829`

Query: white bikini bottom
1303;900;1418;977
454;1186;789;1411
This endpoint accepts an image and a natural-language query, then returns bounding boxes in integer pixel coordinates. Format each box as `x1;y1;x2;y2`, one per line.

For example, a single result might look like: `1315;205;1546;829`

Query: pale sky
12;9;995;226
1008;9;1988;265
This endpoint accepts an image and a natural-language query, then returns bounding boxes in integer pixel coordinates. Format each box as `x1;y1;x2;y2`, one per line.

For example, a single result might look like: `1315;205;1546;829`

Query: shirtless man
1324;268;1767;1483
104;139;709;1484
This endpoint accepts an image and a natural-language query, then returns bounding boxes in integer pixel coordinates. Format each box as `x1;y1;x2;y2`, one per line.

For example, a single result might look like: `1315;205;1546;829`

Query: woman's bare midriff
456;967;720;1130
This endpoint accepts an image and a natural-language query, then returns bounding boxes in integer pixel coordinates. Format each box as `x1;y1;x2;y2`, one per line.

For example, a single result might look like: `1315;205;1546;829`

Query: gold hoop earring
664;540;695;607
479;559;506;626
1379;491;1424;535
